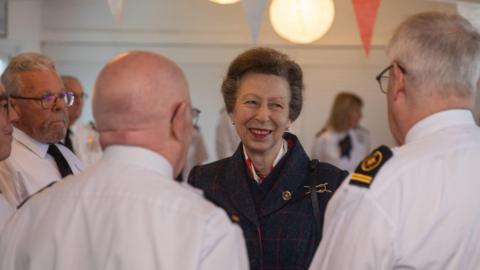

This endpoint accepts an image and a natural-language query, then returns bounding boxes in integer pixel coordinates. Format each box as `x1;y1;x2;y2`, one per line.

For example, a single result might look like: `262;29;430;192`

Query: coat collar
220;132;310;224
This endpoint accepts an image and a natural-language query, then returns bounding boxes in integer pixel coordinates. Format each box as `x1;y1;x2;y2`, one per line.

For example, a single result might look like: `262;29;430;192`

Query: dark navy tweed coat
188;133;348;270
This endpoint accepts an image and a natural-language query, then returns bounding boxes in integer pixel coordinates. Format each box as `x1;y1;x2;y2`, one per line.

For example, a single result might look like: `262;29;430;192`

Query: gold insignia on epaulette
361;150;383;172
350;145;393;188
350;173;372;185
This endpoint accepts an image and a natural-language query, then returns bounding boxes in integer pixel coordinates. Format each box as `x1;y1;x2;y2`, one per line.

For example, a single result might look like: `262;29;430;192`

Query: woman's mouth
249;128;272;139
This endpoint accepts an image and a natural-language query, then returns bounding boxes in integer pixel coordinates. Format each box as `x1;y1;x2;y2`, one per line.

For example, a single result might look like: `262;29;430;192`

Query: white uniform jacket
0;128;83;229
70;121;103;167
311;127;371;172
0;145;249;270
309;110;480;270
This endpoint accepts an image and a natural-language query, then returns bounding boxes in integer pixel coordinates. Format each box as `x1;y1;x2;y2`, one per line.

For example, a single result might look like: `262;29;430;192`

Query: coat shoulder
187;158;230;188
314;161;349;189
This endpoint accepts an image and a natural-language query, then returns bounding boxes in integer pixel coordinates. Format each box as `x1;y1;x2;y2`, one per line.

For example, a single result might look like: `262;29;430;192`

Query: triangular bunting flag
107;0;125;24
457;1;480;30
241;0;268;43
352;0;381;56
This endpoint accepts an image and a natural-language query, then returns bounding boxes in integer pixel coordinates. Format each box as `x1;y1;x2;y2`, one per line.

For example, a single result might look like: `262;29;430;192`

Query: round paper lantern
270;0;335;44
208;0;240;4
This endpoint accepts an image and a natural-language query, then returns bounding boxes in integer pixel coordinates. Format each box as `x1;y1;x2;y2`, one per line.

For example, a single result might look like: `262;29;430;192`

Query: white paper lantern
208;0;240;4
270;0;335;44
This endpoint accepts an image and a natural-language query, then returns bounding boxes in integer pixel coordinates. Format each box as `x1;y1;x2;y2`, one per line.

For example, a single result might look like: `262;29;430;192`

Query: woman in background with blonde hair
311;92;370;172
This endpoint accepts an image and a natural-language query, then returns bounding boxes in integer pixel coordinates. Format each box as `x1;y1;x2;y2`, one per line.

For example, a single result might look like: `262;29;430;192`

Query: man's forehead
19;69;63;92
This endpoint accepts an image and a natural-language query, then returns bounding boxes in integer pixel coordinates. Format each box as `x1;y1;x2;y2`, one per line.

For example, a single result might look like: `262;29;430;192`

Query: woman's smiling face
230;73;292;157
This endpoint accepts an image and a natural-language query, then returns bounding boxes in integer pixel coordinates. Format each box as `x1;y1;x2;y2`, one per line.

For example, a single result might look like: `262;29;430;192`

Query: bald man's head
93;51;190;131
93;51;193;175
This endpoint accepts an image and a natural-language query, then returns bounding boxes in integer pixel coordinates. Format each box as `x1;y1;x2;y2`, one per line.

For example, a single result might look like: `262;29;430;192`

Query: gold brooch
304;183;332;194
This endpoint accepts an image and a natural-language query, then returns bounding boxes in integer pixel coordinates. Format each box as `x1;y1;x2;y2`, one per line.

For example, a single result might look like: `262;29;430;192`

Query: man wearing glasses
0;53;83;228
309;12;480;270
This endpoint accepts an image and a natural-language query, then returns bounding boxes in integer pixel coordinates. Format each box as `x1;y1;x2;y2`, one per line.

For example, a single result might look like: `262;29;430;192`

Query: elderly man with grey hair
309;12;480;270
0;53;83;229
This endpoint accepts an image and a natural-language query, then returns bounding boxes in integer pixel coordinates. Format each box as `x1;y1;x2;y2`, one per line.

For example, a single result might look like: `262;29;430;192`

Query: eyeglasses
0;96;11;118
192;107;201;126
72;92;87;104
10;91;75;109
375;63;406;94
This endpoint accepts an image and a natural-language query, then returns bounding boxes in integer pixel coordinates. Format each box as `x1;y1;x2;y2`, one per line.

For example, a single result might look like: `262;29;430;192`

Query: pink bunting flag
352;0;381;56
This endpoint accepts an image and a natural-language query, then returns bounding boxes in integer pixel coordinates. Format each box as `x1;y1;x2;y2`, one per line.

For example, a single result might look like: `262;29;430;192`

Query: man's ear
390;63;406;101
170;102;188;142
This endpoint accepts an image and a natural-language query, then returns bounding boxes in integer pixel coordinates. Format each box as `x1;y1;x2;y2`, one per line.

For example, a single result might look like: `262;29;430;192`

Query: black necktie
47;144;74;178
338;134;352;159
64;128;74;153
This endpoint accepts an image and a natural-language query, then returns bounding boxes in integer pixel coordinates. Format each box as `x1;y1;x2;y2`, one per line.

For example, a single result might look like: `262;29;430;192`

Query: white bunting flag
107;0;125;23
241;0;268;43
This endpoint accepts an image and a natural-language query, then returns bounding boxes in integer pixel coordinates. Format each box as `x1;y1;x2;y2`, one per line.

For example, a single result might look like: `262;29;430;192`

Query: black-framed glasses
191;107;201;126
375;63;406;94
10;91;75;109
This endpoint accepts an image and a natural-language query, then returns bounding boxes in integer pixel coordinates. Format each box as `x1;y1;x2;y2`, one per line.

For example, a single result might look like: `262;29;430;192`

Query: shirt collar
243;138;288;183
102;145;174;179
13;127;50;158
405;109;476;144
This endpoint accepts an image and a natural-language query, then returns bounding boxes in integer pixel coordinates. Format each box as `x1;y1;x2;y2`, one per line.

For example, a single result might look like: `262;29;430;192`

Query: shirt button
282;191;292;201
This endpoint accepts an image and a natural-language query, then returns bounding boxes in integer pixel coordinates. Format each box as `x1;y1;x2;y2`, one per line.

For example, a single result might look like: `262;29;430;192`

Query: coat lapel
220;146;259;226
260;134;310;217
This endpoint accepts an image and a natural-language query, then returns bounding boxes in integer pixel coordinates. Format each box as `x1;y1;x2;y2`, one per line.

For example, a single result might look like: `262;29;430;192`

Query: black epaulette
350;145;393;188
17;181;57;209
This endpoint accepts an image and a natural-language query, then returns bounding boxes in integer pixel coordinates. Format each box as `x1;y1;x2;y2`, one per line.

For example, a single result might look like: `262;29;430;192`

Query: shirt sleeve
309;190;395;270
199;210;249;270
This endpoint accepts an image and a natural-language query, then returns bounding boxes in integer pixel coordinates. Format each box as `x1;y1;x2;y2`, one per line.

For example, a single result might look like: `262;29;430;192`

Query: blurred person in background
215;107;240;159
62;75;102;167
311;92;370;172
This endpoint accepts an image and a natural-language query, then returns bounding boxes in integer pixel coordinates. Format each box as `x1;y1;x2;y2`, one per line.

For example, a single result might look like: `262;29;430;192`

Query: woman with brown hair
188;47;348;270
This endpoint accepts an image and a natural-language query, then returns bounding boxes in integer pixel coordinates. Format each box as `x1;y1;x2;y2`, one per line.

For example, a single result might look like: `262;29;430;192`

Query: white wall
0;0;42;69
38;0;455;161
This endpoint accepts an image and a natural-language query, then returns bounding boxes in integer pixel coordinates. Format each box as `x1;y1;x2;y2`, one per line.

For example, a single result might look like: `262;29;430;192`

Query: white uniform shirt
70;121;103;167
0;145;249;270
0;128;83;229
309;110;480;270
311;127;370;172
215;108;240;159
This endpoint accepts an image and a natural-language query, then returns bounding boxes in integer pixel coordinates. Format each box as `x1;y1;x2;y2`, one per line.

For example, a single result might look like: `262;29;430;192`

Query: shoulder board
350;145;393;188
17;181;58;209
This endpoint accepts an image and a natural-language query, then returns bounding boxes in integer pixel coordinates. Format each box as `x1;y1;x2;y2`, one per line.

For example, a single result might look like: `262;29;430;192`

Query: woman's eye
270;103;283;109
245;100;257;105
